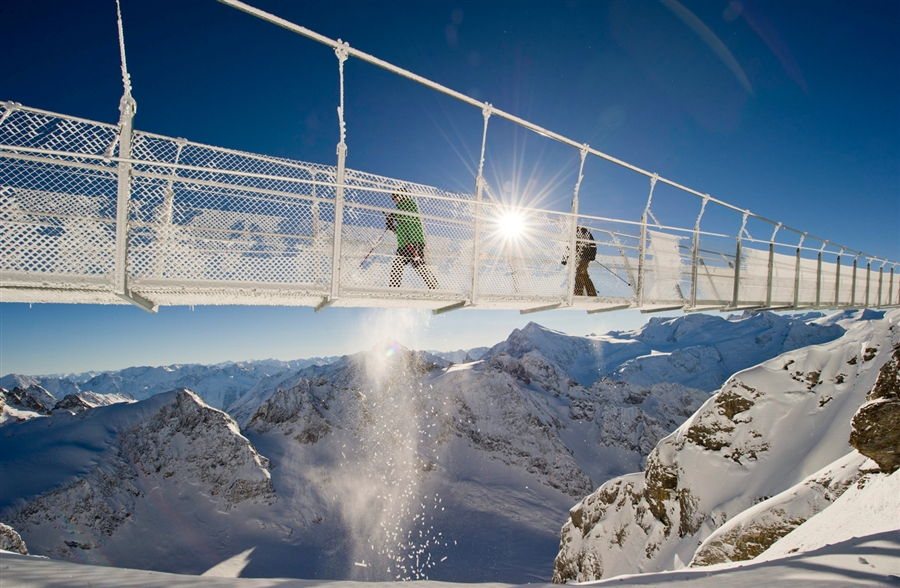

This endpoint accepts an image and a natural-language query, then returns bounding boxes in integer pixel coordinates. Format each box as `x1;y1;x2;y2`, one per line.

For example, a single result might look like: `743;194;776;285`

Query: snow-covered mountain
490;311;844;390
0;311;871;583
1;385;56;425
552;309;899;583
0;389;274;572
0;384;134;426
0;356;340;411
426;346;491;363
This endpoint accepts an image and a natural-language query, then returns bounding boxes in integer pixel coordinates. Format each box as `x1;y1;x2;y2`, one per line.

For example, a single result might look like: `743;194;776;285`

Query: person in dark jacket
386;189;439;289
562;225;597;296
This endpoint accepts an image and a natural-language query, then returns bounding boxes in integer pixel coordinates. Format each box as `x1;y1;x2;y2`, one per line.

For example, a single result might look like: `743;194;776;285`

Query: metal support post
153;138;185;279
470;105;491;306
792;234;806;308
864;261;871;306
731;213;748;308
851;256;858;307
890;266;896;306
329;41;351;304
876;264;884;307
566;146;588;306
814;251;823;308
731;238;743;307
110;1;156;314
834;249;843;307
636;216;648;306
765;223;780;308
113;95;136;298
690;195;708;308
311;171;320;285
636;175;657;307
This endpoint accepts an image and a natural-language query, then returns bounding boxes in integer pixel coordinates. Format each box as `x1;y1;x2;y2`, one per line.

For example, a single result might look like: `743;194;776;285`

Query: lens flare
496;211;525;239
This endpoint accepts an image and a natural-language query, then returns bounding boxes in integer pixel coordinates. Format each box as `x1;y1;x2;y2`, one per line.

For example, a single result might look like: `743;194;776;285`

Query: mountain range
2;310;894;584
553;309;899;582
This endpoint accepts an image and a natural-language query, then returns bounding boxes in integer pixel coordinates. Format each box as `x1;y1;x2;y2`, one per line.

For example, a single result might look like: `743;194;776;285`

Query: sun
496;210;526;240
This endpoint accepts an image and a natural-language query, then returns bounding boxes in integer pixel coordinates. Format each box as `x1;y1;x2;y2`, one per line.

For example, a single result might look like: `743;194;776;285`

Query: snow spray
331;309;450;580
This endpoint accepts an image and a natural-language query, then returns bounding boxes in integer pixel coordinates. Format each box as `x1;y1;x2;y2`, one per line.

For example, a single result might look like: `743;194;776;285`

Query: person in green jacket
386;189;438;289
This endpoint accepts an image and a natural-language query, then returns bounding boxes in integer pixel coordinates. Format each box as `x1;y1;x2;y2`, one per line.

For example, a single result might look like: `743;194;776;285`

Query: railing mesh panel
1;104;897;311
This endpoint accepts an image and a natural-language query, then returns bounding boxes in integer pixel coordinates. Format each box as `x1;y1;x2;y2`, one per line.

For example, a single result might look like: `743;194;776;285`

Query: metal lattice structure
1;1;897;315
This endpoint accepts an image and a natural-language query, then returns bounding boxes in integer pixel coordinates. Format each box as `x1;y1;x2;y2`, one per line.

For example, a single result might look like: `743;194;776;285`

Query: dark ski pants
575;258;596;296
390;243;438;289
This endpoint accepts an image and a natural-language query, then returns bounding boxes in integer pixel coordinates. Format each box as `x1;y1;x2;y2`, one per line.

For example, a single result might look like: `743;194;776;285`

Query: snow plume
332;309;448;580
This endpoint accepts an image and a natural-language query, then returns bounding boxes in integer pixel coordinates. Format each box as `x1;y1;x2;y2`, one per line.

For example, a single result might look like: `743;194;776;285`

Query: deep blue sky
1;0;898;375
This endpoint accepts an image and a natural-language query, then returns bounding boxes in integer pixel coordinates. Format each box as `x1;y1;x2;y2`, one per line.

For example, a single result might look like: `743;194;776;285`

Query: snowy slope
553;309;898;583
757;468;899;561
488;312;843;390
0;389;275;573
690;451;872;566
3;528;898;587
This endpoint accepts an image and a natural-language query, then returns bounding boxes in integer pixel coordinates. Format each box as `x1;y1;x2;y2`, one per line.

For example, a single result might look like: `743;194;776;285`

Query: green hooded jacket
392;196;425;249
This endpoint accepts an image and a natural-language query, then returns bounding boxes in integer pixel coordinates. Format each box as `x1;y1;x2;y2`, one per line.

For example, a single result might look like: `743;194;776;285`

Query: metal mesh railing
1;103;898;313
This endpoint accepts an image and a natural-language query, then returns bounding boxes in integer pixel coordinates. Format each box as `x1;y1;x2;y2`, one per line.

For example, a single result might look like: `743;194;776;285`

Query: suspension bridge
1;0;897;316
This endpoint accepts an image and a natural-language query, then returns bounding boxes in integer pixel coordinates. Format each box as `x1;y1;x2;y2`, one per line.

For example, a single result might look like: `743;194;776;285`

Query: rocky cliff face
241;341;709;500
0;522;28;555
552;310;898;583
850;343;900;474
1;385;54;426
1;389;274;561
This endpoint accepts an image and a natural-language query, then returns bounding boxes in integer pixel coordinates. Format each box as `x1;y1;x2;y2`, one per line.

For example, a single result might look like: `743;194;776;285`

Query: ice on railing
644;230;686;304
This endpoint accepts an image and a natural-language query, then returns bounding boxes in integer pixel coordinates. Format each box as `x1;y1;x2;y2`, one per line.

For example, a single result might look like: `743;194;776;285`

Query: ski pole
359;227;389;270
592;260;632;287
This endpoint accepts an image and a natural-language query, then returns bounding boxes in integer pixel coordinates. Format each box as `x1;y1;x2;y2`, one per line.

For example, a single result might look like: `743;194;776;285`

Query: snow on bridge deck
1;1;897;315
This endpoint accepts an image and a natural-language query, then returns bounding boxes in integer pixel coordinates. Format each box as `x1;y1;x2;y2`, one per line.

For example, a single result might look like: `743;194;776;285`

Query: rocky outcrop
850;344;900;473
246;384;332;444
689;452;868;566
0;522;28;554
3;386;53;415
552;311;898;584
53;394;93;413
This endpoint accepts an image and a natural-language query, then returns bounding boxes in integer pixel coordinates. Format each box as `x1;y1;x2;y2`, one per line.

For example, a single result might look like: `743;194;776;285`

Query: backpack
578;227;596;261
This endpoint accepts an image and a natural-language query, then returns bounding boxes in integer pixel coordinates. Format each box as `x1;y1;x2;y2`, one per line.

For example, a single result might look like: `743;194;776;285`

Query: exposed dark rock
850;347;900;473
0;522;29;554
53;394;93;413
4;386;52;415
